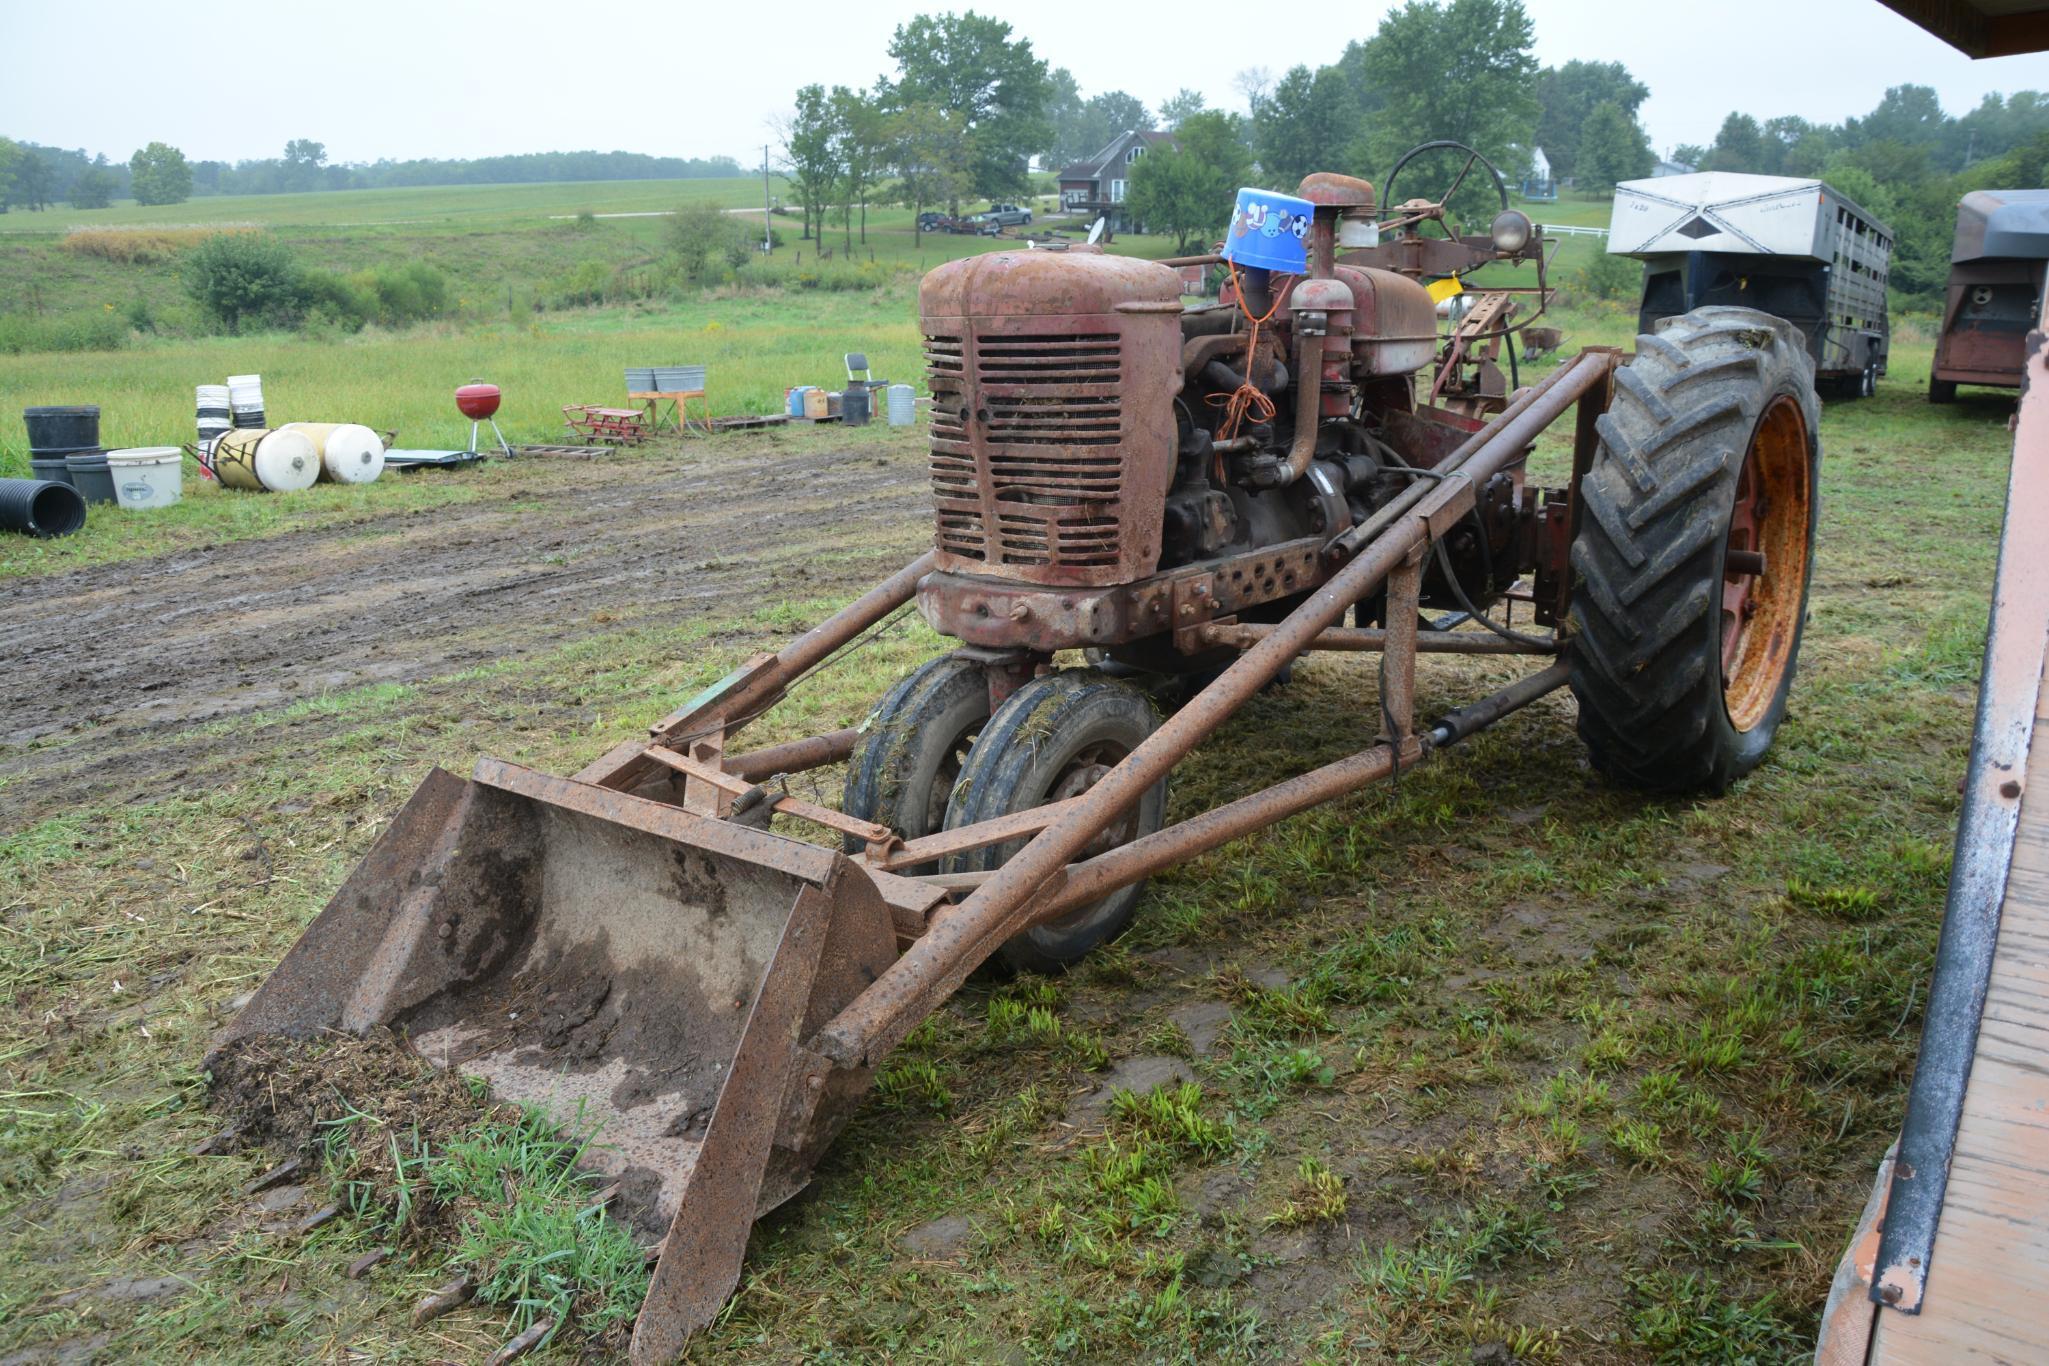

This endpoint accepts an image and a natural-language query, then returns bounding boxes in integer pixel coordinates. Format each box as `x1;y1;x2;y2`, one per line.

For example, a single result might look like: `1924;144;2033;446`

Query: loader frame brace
286;349;1620;1360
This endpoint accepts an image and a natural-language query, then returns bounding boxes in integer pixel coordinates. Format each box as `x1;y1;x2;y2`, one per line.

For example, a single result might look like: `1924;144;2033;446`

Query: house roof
1058;129;1176;183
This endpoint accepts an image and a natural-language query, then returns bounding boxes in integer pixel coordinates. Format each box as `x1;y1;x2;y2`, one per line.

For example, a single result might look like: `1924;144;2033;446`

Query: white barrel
212;428;319;492
886;383;916;426
284;422;386;484
106;447;185;509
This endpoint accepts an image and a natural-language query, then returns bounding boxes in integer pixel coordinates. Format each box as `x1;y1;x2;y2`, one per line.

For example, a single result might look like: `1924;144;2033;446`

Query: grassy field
0;177;773;234
0;174;2011;1361
0;288;939;471
0;291;2021;1362
0;182;1173;458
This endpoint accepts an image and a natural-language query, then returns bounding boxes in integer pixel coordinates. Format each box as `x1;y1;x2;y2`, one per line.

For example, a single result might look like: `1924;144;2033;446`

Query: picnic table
562;405;651;445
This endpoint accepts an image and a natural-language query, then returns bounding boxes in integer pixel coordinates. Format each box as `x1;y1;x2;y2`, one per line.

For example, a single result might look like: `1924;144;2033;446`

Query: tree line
0;137;743;211
773;1;1640;254
1683;87;2049;299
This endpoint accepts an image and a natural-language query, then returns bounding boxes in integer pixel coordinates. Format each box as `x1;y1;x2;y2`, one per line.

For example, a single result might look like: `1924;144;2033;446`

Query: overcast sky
3;0;2044;169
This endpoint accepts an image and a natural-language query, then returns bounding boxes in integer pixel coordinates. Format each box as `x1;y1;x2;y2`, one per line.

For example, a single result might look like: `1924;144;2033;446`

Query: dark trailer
1929;188;2049;402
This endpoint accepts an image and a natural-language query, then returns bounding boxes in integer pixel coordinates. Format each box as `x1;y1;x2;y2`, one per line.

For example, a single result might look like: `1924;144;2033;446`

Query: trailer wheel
942;670;1167;974
1569;306;1820;793
841;655;990;868
1929;375;1958;404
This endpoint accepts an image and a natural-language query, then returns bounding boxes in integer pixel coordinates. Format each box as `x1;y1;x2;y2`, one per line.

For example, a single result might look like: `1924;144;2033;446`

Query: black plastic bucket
24;405;101;452
29;456;74;488
0;477;88;537
64;450;116;505
841;383;871;427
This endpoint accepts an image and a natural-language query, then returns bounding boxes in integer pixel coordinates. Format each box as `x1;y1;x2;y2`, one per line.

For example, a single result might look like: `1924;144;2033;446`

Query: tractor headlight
1491;210;1533;253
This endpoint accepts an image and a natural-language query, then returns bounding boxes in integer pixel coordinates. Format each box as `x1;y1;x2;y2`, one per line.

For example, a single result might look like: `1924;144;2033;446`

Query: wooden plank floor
1871;642;2049;1362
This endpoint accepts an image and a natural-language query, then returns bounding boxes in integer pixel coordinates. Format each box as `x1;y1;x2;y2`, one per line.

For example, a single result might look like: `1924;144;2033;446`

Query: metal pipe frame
564;352;1614;1074
816;349;1617;1067
1195;621;1556;656
1016;658;1574;923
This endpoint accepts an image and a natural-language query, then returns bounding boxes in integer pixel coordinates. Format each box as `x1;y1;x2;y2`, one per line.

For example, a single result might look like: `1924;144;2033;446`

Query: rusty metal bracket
1172;572;1219;654
646;745;893;845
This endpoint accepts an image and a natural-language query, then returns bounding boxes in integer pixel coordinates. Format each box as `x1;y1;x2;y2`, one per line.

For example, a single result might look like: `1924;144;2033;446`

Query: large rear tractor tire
943;671;1167;974
1569;306;1820;793
841;655;991;868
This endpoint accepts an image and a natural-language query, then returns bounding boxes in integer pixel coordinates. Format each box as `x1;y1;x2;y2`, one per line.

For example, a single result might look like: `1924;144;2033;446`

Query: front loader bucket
214;756;898;1359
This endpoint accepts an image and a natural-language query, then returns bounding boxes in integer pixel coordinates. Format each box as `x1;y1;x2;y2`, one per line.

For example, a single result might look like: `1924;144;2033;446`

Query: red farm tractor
214;146;1821;1360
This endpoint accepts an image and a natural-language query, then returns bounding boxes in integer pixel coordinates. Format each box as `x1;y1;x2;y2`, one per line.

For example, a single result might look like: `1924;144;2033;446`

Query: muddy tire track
2;445;928;826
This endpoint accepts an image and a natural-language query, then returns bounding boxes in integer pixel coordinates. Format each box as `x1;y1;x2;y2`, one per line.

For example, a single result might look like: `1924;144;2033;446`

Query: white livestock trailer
1608;172;1895;397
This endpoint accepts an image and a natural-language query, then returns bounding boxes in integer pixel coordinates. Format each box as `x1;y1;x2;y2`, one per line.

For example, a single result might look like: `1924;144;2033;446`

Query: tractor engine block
916;238;1532;658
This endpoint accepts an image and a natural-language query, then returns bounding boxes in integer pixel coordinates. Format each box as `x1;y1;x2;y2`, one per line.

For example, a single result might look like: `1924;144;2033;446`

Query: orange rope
1209;259;1287;443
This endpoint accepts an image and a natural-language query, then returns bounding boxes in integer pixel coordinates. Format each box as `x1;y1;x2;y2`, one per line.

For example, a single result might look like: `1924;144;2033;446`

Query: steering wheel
1381;140;1510;240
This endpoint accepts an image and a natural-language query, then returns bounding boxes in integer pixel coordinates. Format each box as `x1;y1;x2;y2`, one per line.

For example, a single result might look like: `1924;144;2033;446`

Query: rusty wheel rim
1037;744;1138;933
1721;395;1812;732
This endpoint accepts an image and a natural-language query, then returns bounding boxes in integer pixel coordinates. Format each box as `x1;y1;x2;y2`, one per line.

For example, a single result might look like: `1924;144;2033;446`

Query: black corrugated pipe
0;478;88;537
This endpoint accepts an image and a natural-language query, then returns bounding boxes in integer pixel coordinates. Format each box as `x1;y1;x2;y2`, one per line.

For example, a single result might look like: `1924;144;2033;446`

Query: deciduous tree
830;86;887;248
779;84;839;242
1253;64;1356;187
890;102;975;229
1702;113;1765;172
69;164;114;209
883;11;1051;200
1353;0;1537;177
1576;100;1652;191
1535;60;1648;180
1127;110;1251;251
129;141;192;206
1157;88;1207;130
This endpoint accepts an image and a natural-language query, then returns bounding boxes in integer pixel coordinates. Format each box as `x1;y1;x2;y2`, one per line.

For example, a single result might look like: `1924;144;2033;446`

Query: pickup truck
984;203;1033;227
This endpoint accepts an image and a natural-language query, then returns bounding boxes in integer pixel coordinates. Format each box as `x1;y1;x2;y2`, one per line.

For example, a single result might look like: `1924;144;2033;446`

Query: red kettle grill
456;381;513;457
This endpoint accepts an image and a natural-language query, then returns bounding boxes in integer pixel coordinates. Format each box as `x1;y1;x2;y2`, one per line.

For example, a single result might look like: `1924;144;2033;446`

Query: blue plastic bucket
1222;187;1315;274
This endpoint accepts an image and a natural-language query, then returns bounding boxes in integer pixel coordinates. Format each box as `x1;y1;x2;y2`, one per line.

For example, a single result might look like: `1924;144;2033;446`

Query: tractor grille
927;331;1128;574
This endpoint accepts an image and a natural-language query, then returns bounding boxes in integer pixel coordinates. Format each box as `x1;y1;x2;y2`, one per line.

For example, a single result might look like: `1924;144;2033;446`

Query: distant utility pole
762;145;773;255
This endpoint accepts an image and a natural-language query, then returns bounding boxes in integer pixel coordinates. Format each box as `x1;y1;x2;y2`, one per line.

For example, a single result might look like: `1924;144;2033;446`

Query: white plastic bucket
106;447;184;509
227;373;265;417
886;383;916;426
284;422;386;484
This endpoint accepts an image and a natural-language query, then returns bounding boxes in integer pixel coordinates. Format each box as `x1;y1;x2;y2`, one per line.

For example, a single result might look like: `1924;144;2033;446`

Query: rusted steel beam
1195;621;1554;655
724;729;861;782
1020;739;1415;919
1327;353;1595;563
1382;552;1421;741
872;795;1088;871
1555;349;1617;623
820;350;1617;1067
1017;659;1573;923
644;746;894;845
584;552;935;792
